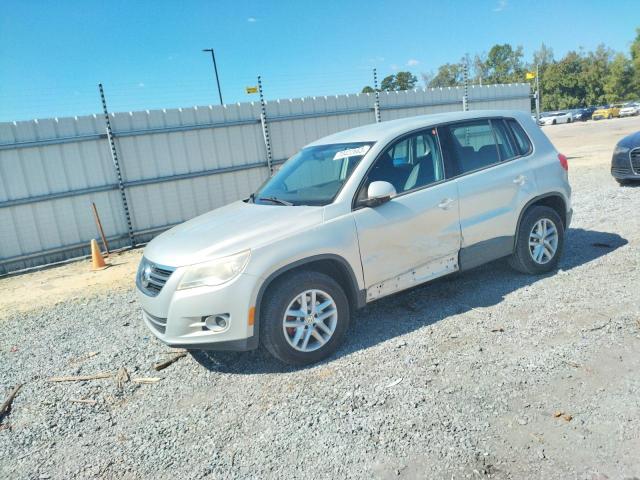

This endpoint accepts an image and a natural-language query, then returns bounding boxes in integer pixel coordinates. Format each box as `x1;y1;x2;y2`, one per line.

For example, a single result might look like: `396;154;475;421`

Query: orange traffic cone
90;239;109;270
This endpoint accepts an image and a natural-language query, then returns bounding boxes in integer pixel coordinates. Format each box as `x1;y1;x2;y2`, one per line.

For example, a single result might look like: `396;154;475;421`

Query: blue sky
1;0;639;121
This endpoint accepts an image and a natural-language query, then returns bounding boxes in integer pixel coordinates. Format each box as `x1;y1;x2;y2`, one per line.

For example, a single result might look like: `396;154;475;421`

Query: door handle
513;175;526;186
438;198;454;209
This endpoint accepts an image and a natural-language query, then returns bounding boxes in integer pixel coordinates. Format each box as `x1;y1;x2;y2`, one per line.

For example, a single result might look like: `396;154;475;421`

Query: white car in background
538;111;573;125
619;102;640;117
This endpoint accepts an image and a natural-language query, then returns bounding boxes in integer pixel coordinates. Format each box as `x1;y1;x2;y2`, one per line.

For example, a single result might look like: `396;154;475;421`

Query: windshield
253;142;374;206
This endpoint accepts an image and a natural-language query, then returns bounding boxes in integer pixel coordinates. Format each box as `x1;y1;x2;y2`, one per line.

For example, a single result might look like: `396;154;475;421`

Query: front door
352;128;461;301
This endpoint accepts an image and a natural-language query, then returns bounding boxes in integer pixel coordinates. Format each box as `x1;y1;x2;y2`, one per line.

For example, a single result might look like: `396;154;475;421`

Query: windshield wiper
257;196;293;206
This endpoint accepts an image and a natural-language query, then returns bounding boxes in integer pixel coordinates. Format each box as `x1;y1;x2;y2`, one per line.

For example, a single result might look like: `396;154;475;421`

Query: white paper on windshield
333;145;370;160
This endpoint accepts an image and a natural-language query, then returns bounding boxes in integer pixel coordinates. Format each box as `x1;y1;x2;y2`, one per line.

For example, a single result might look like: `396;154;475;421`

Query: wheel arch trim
252;254;365;342
514;192;568;250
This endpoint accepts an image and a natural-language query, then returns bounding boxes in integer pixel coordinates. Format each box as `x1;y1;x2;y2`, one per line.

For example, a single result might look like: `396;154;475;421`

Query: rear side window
506;119;533;156
439;120;500;175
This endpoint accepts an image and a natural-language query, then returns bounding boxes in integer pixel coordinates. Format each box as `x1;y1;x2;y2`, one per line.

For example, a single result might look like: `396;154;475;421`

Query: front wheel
260;270;350;365
509;206;565;274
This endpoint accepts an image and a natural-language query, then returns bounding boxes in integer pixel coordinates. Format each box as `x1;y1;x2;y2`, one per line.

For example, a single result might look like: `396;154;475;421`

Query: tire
567;118;572;123
616;178;631;186
552;119;556;125
260;270;350;365
509;206;565;275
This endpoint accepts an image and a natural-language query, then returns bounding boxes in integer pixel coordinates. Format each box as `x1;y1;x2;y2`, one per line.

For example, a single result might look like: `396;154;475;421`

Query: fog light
204;314;229;332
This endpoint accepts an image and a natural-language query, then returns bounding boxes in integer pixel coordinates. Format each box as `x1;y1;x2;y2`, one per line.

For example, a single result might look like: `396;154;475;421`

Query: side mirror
363;181;396;207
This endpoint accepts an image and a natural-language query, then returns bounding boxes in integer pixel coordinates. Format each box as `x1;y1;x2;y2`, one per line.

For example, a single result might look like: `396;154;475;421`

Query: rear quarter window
507;119;533;156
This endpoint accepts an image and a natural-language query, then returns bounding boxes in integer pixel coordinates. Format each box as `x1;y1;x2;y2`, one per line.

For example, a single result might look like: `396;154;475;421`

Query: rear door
438;118;537;269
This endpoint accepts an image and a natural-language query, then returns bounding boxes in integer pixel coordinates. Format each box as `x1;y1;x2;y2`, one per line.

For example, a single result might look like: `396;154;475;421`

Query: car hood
143;200;324;267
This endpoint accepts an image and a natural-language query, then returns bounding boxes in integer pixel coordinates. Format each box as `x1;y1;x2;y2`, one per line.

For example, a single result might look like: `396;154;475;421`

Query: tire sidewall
516;206;565;274
260;271;350;365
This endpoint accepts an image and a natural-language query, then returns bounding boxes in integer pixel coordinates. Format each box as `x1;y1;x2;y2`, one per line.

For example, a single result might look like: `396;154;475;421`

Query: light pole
202;48;223;105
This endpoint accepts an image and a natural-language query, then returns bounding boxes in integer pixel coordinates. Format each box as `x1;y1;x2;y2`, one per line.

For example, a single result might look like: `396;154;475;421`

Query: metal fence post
373;68;381;123
98;83;135;247
462;64;469;111
257;76;274;175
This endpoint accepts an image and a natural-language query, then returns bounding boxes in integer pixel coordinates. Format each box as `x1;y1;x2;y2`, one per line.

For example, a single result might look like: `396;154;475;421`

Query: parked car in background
137;110;572;365
611;131;640;185
619;102;640;117
572;107;596;121
538;111;573;125
593;104;621;120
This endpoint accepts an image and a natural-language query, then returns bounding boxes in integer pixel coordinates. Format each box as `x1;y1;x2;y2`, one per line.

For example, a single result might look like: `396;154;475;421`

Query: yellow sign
525;71;536;80
245;86;258;94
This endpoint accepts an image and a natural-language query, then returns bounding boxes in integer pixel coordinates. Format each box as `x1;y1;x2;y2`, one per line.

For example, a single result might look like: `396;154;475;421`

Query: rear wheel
260;270;350;365
509;206;564;274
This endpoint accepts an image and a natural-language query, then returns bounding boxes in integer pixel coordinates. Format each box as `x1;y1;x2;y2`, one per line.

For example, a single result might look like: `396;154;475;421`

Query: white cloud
247;17;257;22
138;82;145;88
493;0;507;12
407;59;420;67
390;64;399;71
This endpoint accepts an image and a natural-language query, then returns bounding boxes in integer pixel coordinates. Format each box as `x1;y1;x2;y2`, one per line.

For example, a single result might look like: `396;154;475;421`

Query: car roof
306;109;530;147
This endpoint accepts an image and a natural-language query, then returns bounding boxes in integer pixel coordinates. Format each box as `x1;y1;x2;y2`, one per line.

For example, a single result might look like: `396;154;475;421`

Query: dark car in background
611;131;640;185
572;107;596;121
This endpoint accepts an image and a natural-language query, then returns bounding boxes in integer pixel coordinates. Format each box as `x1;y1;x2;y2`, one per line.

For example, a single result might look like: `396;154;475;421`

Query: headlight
613;145;629;157
177;250;251;290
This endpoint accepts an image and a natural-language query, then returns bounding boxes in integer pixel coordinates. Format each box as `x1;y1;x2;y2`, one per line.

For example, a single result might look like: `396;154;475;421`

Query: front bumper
137;270;261;351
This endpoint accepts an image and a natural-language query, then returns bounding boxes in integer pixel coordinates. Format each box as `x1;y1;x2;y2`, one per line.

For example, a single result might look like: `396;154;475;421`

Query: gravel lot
1;117;639;480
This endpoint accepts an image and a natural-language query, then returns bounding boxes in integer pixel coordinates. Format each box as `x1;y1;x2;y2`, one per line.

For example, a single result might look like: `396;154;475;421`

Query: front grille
137;258;175;297
144;310;167;334
631;148;640;175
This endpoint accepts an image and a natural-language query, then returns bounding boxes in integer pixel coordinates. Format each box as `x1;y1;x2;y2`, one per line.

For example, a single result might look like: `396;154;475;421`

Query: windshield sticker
333;145;370;160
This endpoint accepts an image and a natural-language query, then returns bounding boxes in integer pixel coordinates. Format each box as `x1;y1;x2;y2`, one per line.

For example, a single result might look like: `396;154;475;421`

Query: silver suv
137;110;572;365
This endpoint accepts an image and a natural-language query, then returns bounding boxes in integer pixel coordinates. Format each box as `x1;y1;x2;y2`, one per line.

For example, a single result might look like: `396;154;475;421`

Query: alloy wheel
282;289;338;352
528;218;559;264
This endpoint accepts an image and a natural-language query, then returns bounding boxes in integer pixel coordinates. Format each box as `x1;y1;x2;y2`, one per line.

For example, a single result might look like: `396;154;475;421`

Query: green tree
483;44;525;83
604;53;634;102
361;86;376;93
428;63;464;87
581;44;613;106
630;28;640;95
380;75;396;91
378;72;418;91
539;51;585;110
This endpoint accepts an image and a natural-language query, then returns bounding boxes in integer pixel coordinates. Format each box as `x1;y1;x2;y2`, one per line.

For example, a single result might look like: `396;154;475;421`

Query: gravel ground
1;118;639;479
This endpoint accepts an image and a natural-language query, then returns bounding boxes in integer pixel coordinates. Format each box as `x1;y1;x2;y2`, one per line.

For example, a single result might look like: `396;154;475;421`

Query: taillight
558;153;568;171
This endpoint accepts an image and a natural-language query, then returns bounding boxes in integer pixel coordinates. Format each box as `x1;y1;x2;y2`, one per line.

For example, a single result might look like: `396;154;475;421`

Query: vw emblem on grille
141;264;153;288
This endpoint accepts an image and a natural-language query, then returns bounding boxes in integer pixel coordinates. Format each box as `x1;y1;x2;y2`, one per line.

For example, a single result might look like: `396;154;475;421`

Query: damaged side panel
366;254;459;301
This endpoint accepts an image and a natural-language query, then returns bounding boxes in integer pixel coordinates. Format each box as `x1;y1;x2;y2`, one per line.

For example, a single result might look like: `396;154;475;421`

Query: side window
441;120;500;174
491;120;517;161
362;128;444;199
506;119;533;156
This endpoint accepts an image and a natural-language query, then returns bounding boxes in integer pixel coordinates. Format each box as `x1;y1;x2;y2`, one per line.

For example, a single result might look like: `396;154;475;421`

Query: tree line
362;27;640;112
